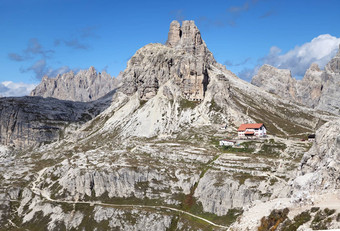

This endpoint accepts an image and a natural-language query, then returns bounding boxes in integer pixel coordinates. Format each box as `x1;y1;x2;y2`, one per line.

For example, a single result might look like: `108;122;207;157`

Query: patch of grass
310;208;335;230
209;99;223;112
179;99;198;110
257;142;286;158
311;207;320;213
269;177;278;186
139;100;147;108
186;200;242;227
232;172;265;185
324;208;336;216
20;211;52;231
281;211;311;231
167;215;179;231
221;141;256;154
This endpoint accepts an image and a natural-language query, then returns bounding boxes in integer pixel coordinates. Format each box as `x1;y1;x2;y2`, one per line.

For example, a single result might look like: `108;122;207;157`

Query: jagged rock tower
121;20;216;101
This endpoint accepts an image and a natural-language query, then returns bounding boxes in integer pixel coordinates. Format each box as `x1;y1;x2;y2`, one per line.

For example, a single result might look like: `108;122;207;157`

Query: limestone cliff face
121;20;215;101
292;119;340;195
0;96;111;148
30;67;118;102
296;63;323;108
315;46;340;113
251;64;297;100
252;45;340;115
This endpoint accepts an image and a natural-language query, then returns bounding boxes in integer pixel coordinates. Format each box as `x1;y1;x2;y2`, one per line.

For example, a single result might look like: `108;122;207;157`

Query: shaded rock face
121;20;215;101
292;119;340;196
296;63;323;108
0;96;110;148
316;46;340;114
30;67;118;102
251;45;340;115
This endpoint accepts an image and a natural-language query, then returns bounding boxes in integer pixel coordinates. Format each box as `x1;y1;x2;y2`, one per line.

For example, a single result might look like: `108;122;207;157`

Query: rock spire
121;20;215;101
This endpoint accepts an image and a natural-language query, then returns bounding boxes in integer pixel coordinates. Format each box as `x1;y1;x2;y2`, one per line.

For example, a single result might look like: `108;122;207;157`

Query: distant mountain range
252;45;340;115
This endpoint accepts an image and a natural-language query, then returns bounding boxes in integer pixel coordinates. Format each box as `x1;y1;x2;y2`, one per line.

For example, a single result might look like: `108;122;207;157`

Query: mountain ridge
252;44;340;115
30;66;119;102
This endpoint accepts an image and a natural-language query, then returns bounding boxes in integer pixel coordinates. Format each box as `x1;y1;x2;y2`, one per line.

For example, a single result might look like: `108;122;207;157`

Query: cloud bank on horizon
239;34;340;80
0;81;36;97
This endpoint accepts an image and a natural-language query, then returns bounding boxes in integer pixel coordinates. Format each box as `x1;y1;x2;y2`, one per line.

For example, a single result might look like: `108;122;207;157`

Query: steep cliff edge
0;91;115;148
293;119;340;195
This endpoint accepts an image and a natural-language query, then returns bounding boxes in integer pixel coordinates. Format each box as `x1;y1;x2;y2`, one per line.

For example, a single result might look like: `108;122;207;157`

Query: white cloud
0;81;37;97
262;34;340;77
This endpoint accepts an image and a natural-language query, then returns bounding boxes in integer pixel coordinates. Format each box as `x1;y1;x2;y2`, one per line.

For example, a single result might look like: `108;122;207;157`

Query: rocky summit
252;44;340;115
0;21;340;231
121;20;215;101
30;66;118;102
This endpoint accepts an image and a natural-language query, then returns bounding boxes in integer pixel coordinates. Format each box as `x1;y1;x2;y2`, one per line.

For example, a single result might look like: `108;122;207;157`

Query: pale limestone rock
252;45;340;115
31;67;118;102
292;119;340;195
166;20;181;47
94;207;172;231
251;64;297;100
194;172;258;216
121;20;215;101
296;63;323;108
325;44;340;73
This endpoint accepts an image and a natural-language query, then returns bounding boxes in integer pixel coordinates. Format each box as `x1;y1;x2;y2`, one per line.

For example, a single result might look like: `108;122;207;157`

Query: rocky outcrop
93;207;173;231
292;119;340;196
325;44;340;74
121;20;215;101
252;45;340;115
0;95;112;148
251;64;297;100
314;46;340;114
30;67;118;102
296;63;323;108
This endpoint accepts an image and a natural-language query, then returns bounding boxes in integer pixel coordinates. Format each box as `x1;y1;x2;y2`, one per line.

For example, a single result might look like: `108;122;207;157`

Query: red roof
238;123;264;131
245;131;255;135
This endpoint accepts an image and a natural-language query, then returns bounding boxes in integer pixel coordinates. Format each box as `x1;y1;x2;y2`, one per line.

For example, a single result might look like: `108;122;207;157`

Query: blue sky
1;0;340;96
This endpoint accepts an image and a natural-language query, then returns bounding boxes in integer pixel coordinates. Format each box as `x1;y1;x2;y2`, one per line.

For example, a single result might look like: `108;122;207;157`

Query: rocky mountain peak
121;20;215;101
166;20;204;53
166;20;207;57
325;44;340;73
30;67;118;102
308;63;321;72
251;64;297;99
252;47;340;114
166;20;181;48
